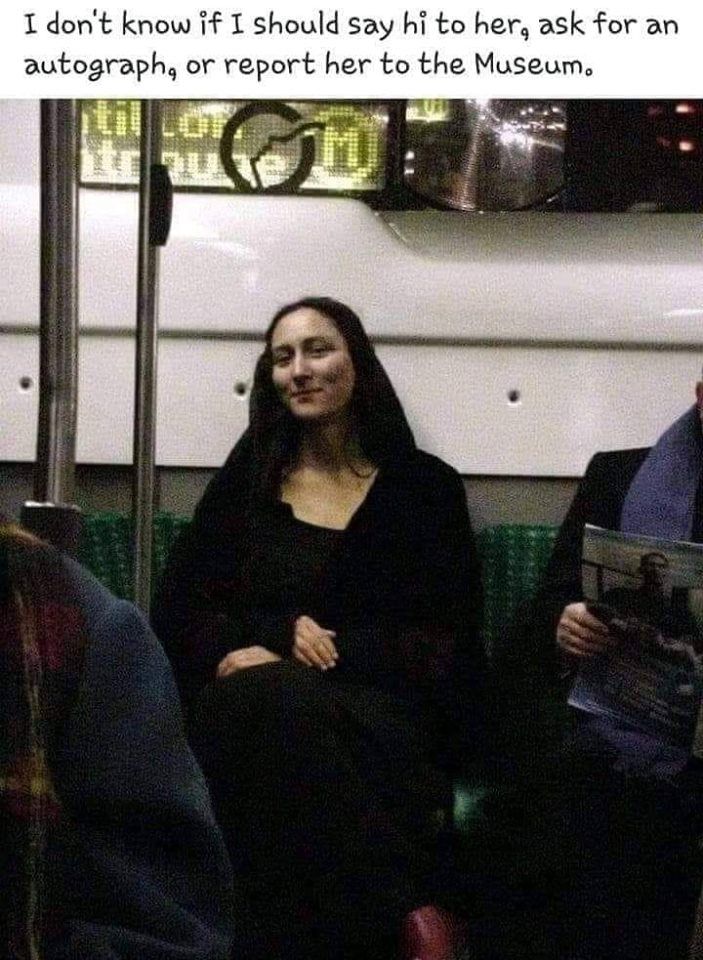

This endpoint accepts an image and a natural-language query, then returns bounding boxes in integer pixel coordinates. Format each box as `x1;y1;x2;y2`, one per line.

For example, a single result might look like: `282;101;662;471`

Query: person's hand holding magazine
556;601;613;658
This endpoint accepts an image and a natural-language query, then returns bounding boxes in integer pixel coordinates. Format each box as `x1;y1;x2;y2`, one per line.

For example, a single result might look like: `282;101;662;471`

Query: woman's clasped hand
292;614;339;670
216;644;282;677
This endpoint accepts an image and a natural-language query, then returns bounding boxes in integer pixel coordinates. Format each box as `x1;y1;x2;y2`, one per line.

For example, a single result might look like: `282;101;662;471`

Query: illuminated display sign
80;100;390;193
405;100;452;123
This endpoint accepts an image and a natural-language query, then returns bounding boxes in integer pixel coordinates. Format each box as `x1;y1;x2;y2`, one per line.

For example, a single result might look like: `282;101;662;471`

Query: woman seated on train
151;296;485;960
0;517;235;959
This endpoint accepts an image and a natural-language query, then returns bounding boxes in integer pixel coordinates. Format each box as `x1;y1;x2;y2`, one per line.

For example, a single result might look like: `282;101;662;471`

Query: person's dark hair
0;520;87;955
248;296;415;498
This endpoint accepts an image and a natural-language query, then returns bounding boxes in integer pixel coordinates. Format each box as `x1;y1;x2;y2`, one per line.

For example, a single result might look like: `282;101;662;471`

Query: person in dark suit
549;459;701;651
530;379;703;960
543;378;703;658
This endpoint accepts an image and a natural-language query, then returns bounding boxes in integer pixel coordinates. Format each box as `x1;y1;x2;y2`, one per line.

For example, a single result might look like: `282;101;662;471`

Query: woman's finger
571;613;609;635
307;640;332;670
295;642;331;671
297;623;336;667
292;645;315;668
311;633;338;665
296;617;338;662
294;635;328;670
294;616;338;669
559;602;610;644
216;652;238;678
217;646;280;677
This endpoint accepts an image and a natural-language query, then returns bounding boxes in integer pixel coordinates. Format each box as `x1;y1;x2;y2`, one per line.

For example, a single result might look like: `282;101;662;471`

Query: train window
404;99;567;211
80;99;391;194
564;100;703;211
404;99;703;211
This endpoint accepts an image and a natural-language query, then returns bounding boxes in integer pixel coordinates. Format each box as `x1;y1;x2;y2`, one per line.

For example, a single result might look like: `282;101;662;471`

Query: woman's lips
291;389;321;399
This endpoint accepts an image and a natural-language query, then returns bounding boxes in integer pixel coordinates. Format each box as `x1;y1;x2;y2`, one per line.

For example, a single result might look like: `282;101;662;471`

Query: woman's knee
193;659;327;743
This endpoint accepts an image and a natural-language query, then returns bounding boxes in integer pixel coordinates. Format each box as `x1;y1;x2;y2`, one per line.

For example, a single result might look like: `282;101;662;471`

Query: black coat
152;450;486;760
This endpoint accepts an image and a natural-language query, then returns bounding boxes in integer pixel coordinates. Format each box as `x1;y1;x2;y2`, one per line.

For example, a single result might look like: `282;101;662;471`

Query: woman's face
270;308;356;424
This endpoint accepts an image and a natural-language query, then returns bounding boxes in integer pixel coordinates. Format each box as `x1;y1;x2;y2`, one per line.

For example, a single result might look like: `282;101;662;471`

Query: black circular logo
219;101;324;193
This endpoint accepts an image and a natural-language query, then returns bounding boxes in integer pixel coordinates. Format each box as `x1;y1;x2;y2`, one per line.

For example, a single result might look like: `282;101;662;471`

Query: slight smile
291;389;322;399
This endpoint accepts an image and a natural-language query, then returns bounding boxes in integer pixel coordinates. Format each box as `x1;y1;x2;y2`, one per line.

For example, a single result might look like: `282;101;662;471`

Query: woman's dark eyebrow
272;336;334;354
303;336;335;347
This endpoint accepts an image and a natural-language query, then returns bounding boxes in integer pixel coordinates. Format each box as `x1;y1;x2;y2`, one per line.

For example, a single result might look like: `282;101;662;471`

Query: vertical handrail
23;100;82;554
132;101;164;611
35;100;80;505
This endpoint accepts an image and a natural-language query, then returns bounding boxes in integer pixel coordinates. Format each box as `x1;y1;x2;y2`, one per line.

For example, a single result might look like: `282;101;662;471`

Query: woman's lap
189;660;445;955
193;659;441;802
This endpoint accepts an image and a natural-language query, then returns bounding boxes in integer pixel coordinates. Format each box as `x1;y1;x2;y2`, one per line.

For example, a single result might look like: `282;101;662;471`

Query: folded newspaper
568;525;703;757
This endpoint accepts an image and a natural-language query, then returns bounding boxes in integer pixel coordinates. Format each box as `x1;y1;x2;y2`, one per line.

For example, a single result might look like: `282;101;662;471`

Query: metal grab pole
132;101;166;612
22;100;82;553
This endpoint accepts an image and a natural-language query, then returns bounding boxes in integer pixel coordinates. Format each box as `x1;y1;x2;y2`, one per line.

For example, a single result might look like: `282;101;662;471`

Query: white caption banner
0;0;700;98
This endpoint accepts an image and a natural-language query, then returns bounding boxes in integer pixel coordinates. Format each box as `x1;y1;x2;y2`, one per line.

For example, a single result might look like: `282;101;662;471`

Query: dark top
152;450;485;763
252;503;344;629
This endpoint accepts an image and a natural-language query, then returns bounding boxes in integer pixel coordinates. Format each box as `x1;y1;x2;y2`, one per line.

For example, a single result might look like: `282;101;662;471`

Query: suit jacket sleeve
49;586;236;960
526;450;645;671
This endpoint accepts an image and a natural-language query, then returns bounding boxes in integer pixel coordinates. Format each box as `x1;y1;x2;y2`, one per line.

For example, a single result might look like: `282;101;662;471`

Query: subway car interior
2;98;703;959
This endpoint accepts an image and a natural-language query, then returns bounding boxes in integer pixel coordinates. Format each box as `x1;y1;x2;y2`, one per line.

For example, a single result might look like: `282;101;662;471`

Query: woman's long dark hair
249;296;416;499
194;297;416;529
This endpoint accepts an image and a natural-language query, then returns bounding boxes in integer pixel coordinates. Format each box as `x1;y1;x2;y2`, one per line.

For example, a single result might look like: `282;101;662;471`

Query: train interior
2;97;703;957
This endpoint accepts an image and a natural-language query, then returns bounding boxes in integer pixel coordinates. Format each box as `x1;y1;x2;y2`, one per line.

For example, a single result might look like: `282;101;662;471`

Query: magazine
568;525;703;755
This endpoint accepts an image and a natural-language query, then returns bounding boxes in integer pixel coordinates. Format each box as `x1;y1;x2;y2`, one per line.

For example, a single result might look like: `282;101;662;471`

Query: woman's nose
291;353;310;378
